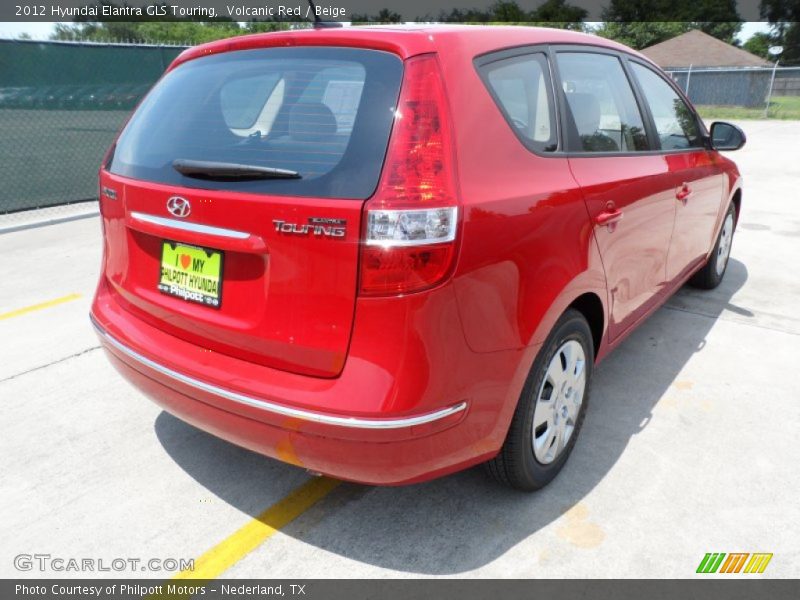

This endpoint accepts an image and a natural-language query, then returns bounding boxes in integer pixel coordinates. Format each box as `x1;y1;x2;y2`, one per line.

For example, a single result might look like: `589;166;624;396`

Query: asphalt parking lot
1;120;798;579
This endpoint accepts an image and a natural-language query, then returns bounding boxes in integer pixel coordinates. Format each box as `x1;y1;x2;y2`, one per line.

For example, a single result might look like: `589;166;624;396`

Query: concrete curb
0;207;99;235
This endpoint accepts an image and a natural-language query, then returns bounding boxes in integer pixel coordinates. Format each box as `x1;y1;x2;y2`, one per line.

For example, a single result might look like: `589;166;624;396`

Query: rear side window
556;52;649;153
630;63;702;150
479;53;557;152
109;47;403;199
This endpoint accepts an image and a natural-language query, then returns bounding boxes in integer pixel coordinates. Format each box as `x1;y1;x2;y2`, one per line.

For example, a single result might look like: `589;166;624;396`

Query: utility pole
765;45;784;118
684;64;693;101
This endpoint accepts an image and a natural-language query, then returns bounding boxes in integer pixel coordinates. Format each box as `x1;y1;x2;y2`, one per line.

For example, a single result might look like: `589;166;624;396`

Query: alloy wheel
716;212;734;276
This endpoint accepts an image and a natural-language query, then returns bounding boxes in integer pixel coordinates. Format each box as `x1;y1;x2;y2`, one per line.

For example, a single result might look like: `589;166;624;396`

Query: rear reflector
359;54;460;296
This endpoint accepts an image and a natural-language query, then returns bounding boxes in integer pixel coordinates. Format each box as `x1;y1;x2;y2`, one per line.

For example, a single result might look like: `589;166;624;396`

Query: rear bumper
92;316;466;433
91;278;536;484
99;336;481;485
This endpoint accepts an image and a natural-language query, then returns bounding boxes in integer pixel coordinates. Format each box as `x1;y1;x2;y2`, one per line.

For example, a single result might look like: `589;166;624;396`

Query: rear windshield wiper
172;159;301;181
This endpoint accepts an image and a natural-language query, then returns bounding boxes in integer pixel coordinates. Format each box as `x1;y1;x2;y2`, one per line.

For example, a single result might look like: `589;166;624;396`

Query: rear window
109;47;403;199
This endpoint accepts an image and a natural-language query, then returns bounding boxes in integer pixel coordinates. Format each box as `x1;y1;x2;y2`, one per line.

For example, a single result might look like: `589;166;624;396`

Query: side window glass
481;53;557;152
631;63;702;150
556;52;649;153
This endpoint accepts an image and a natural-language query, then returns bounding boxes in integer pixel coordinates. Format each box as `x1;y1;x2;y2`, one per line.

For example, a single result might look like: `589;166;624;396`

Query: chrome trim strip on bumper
91;317;467;430
129;212;251;240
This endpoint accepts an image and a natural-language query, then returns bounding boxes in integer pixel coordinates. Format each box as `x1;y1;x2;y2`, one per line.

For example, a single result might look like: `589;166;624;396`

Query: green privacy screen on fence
0;39;185;213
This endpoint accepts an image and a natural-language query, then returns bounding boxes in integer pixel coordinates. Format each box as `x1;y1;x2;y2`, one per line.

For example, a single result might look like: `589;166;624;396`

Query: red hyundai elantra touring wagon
91;25;744;490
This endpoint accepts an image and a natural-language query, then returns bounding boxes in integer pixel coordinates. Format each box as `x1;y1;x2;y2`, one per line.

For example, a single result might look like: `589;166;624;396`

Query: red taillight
361;242;457;295
359;54;460;297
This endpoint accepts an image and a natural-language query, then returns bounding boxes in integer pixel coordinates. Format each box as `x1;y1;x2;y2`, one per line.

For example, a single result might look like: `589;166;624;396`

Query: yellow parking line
0;293;82;321
174;476;341;580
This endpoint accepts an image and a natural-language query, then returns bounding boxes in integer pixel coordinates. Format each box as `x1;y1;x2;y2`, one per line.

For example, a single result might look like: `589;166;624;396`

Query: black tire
689;202;737;290
485;309;594;491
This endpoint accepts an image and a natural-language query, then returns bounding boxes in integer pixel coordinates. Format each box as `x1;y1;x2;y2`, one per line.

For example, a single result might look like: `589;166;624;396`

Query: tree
243;21;309;34
431;0;586;30
744;31;775;59
491;0;530;21
784;24;800;64
351;9;402;24
594;22;693;49
597;0;743;48
50;1;304;45
684;0;743;44
54;21;244;44
760;0;800;64
52;20;303;45
529;0;589;30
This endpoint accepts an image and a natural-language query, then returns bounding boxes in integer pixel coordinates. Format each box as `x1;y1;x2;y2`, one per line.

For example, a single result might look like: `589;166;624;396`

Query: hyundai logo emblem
166;196;191;218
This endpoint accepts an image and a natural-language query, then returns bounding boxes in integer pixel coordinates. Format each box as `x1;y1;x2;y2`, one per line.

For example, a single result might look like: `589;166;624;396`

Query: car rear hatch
100;46;403;378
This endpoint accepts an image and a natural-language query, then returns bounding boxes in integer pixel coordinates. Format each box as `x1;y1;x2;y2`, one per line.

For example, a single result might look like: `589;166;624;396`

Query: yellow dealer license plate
158;241;223;308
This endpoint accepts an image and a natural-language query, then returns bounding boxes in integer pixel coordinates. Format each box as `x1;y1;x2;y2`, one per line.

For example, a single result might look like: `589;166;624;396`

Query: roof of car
170;25;647;71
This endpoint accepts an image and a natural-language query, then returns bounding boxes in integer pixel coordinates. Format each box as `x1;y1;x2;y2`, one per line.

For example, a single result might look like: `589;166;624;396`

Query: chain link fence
2;40;800;219
665;65;800;119
0;39;186;217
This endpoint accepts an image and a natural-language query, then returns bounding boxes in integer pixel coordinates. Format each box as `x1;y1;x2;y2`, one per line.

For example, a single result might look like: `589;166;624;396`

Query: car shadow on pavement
155;258;748;575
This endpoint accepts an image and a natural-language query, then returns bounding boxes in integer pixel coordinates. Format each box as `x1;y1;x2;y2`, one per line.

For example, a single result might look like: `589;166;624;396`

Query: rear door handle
676;183;692;201
595;205;623;227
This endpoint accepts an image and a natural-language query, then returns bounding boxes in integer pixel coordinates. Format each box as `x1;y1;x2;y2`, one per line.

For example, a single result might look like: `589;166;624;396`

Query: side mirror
710;121;746;151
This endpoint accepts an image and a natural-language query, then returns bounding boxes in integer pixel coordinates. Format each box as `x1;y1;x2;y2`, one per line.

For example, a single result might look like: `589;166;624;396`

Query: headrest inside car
567;93;601;137
289;102;338;141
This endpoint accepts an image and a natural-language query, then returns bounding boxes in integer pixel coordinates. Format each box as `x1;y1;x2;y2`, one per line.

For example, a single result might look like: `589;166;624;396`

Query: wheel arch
567;292;605;360
731;187;742;228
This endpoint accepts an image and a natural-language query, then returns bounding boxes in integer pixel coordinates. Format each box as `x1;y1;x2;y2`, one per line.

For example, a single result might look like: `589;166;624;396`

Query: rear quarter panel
436;37;608;355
